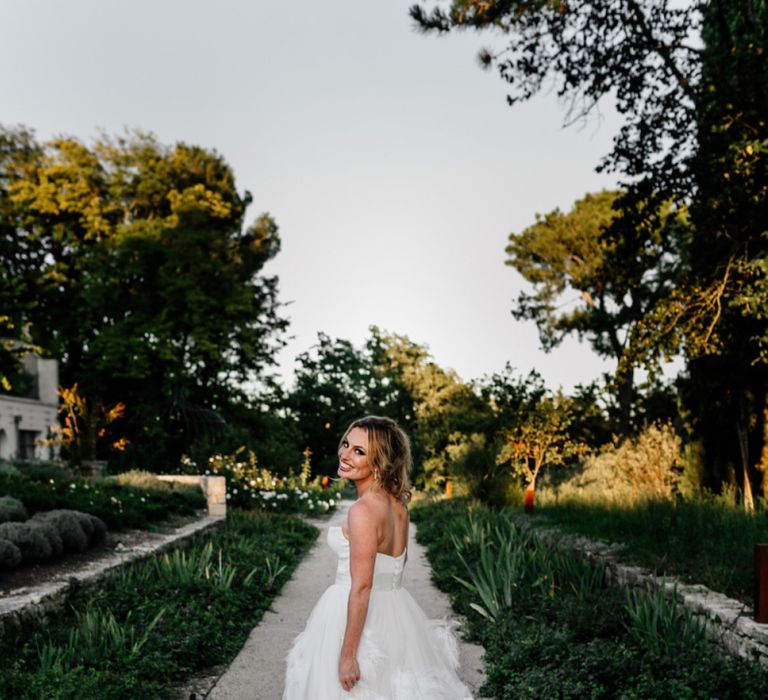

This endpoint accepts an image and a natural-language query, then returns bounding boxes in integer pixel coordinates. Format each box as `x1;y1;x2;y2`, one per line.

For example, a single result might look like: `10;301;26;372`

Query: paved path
208;501;485;699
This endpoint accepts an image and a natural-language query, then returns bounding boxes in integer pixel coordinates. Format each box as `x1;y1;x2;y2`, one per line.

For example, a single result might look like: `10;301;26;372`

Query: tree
473;362;546;439
283;327;492;485
367;327;491;487
1;128;287;469
506;190;683;435
411;1;768;493
285;333;378;475
410;1;700;198
497;390;587;512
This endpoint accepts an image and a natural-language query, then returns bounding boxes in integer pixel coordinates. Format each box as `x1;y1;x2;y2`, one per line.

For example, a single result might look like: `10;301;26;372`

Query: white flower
329;499;335;506
140;497;146;503
226;493;232;500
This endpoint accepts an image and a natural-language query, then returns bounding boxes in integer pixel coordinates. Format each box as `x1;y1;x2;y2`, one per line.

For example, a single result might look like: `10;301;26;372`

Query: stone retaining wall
514;517;768;668
0;515;224;638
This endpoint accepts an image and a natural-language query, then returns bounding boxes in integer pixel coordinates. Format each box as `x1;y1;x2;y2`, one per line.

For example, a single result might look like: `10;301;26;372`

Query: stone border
514;516;768;668
0;515;224;638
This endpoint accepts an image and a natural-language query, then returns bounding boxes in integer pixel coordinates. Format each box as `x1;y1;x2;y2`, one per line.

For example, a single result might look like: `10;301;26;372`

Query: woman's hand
339;654;361;692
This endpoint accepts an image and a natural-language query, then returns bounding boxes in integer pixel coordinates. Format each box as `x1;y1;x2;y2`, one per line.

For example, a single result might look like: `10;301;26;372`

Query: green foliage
412;499;768;699
496;390;587;501
36;605;166;673
284;327;491;487
0;495;27;523
0;507;106;569
444;432;517;506
450;509;605;622
31;509;104;553
411;0;768;494
286;332;382;473
0;511;317;699
4;460;75;481
204;448;342;514
0;126;288;471
535;497;768;602
624;583;707;658
508;191;685;435
0;468;204;530
109;470;203;508
0;522;52;564
0;463;22;478
553;422;683;504
0;538;22;569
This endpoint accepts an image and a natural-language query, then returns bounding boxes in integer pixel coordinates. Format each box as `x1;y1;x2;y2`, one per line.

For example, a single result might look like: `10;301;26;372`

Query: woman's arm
338;500;378;692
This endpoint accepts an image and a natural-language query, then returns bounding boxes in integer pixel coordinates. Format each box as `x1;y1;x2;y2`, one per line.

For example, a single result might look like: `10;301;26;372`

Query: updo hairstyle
341;416;412;505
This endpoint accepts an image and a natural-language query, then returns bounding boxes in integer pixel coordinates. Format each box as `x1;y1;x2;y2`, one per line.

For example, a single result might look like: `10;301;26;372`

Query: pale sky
1;0;625;391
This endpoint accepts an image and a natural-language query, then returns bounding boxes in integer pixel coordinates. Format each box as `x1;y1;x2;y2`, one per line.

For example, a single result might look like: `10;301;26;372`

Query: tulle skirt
283;583;473;699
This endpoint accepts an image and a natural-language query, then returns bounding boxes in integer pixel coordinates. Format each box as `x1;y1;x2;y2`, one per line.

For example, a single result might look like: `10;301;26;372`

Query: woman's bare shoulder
348;495;381;526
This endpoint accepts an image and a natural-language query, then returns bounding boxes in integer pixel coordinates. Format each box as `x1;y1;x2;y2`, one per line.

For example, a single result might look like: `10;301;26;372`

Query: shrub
0;463;22;478
0;538;22;569
0;495;27;523
0;522;53;563
553;422;682;504
84;513;107;544
0;471;204;530
31;511;90;553
444;433;519;507
8;461;75;483
206;449;342;514
33;519;65;558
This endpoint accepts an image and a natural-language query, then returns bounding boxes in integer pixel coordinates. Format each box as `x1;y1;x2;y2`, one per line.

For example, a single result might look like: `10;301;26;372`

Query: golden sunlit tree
496;391;587;513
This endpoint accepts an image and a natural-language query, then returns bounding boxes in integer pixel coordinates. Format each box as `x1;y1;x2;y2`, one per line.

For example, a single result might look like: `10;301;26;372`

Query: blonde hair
341;416;412;505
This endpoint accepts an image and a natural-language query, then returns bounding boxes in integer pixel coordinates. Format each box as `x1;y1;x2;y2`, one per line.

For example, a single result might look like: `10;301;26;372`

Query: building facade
0;354;59;461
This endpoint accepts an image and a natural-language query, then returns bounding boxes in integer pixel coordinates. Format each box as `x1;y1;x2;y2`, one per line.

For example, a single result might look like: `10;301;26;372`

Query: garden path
207;500;485;699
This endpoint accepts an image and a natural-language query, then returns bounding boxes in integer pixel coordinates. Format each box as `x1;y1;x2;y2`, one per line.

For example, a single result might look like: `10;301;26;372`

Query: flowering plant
183;448;343;515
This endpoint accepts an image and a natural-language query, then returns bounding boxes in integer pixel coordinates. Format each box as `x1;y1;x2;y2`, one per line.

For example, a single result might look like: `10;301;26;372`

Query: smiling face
337;426;374;489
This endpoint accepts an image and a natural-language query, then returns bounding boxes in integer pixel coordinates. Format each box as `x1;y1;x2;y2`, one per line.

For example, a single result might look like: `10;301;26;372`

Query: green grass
534;497;768;602
412;499;768;700
0;510;318;699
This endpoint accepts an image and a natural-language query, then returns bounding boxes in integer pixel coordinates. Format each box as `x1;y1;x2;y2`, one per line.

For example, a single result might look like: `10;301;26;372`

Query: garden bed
1;510;318;699
412;499;768;699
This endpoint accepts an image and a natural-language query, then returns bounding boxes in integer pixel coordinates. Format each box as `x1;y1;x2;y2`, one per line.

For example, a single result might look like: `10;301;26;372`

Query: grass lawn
534;497;768;602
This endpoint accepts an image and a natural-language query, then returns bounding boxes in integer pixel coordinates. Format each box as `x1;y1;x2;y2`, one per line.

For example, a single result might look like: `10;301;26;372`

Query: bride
283;416;473;699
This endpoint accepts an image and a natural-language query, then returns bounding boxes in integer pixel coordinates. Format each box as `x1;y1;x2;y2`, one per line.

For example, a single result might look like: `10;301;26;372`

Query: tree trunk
616;368;635;438
524;482;536;514
737;402;755;512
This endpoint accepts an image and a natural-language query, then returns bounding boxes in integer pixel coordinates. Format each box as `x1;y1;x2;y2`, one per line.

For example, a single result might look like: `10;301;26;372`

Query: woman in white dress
283;416;473;699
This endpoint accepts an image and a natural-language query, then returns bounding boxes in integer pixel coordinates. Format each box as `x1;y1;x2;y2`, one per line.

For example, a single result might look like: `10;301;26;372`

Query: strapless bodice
328;525;406;591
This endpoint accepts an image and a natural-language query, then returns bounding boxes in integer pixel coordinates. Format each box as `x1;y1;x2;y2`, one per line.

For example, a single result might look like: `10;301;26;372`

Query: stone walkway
207;501;485;699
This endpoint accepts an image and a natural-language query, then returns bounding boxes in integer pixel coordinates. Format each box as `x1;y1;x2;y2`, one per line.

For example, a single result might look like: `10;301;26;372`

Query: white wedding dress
283;525;474;699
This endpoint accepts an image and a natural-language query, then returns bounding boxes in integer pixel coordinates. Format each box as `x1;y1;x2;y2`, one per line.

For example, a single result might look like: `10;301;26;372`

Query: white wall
0;356;59;460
